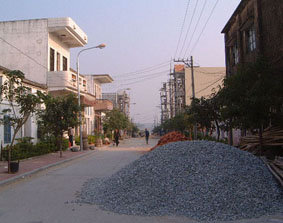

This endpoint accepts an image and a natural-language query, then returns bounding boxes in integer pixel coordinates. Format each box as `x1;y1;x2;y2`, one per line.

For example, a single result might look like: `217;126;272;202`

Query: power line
0;36;47;70
119;72;168;86
113;70;169;83
190;0;220;54
112;63;170;80
183;0;208;58
113;61;170;77
178;0;199;57
174;0;191;58
0;36;77;88
195;77;223;94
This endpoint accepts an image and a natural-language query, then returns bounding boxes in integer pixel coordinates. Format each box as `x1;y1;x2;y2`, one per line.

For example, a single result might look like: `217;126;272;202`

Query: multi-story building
222;0;283;145
184;67;225;105
222;0;283;76
0;18;95;104
84;74;113;134
160;82;170;123
0;66;47;147
162;64;225;121
0;17;112;141
102;90;131;117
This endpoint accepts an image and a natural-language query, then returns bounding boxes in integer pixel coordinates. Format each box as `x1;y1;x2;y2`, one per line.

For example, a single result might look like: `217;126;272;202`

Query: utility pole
174;56;198;140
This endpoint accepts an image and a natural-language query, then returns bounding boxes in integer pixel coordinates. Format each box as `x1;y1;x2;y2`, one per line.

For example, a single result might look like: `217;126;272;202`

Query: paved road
0;137;282;223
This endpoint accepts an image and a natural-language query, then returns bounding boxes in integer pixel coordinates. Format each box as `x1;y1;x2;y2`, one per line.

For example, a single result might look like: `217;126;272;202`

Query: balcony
93;99;113;111
48;17;87;47
47;71;96;106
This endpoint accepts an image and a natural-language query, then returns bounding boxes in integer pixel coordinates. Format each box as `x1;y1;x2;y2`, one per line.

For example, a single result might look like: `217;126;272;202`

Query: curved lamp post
77;43;106;151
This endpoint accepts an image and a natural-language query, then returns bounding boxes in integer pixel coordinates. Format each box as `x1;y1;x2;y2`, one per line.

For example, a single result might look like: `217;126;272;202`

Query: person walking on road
114;129;121;147
145;128;150;144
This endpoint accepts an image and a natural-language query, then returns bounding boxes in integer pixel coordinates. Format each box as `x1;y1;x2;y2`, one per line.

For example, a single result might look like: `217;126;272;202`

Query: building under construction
160;64;187;123
160;63;225;124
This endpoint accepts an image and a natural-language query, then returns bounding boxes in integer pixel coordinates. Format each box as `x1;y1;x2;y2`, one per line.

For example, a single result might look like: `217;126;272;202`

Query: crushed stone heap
78;141;283;221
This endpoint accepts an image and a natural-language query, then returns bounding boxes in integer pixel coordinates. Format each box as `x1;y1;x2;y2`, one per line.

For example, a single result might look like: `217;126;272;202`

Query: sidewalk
0;149;94;186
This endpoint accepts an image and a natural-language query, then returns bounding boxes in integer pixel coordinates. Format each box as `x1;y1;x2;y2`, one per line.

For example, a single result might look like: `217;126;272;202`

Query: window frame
246;26;256;53
4;115;11;144
56;52;61;71
50;48;55;71
63;56;68;71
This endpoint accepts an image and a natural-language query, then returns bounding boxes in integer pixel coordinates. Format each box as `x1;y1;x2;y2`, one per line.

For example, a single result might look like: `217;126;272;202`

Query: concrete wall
0;19;48;84
185;67;225;106
48;33;70;71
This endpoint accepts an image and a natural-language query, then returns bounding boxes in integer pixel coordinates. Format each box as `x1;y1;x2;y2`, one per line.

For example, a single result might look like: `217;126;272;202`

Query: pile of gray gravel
78;141;283;221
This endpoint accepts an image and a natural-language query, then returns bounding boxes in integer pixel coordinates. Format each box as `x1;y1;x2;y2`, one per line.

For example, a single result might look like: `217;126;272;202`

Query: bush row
1;137;69;161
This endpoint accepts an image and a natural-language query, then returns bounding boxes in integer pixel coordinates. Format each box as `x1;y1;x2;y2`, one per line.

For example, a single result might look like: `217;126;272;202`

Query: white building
0;17;95;103
84;74;113;134
0;66;47;148
0;18;113;139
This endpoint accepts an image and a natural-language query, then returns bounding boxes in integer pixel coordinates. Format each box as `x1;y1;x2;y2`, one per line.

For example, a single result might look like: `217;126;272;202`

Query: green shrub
75;136;80;145
1;136;69;161
88;135;96;144
62;138;69;151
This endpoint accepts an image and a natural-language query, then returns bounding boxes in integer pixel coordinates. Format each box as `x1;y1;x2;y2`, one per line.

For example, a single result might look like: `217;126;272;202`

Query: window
246;26;256;52
63;56;68;71
232;44;239;65
4;115;11;143
0;76;2;99
56;52;61;71
50;48;55;71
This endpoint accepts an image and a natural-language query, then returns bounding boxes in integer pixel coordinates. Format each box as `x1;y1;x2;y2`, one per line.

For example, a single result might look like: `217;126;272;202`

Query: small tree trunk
215;120;220;141
229;130;233;145
8;129;18;174
259;124;263;152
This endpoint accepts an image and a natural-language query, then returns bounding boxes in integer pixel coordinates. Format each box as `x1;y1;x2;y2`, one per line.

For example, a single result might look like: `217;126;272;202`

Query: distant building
102;90;131;117
222;0;283;76
160;64;225;123
184;67;225;105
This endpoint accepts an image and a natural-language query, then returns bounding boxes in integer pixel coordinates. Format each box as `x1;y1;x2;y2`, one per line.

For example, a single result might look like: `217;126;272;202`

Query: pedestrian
68;128;74;147
145;128;150;144
114;129;121;147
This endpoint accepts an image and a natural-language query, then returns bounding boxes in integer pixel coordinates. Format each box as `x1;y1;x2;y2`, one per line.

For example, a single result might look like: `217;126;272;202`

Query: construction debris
240;127;283;153
150;131;188;151
261;156;283;188
240;127;283;187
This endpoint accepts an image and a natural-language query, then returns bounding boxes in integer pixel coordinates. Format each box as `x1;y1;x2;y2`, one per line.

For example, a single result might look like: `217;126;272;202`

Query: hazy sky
1;0;241;124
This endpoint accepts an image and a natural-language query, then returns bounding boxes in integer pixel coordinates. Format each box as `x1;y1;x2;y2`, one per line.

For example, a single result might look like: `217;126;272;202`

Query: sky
1;0;241;125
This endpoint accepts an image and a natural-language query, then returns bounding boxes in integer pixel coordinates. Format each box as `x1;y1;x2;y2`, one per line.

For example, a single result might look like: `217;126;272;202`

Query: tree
218;58;283;147
103;108;130;133
0;70;43;173
161;111;193;135
37;93;80;157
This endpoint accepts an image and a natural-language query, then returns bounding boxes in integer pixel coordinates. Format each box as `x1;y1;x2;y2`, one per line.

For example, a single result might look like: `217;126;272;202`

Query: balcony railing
47;70;88;93
93;99;113;111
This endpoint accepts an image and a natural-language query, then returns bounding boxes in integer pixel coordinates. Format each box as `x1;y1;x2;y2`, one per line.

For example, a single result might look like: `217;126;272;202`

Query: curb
0;150;94;187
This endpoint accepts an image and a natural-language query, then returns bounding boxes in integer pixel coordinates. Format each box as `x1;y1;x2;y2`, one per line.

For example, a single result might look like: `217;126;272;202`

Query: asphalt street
0;137;282;223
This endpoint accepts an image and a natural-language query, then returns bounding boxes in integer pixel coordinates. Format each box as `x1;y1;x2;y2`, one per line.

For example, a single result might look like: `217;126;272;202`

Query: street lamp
77;43;106;151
